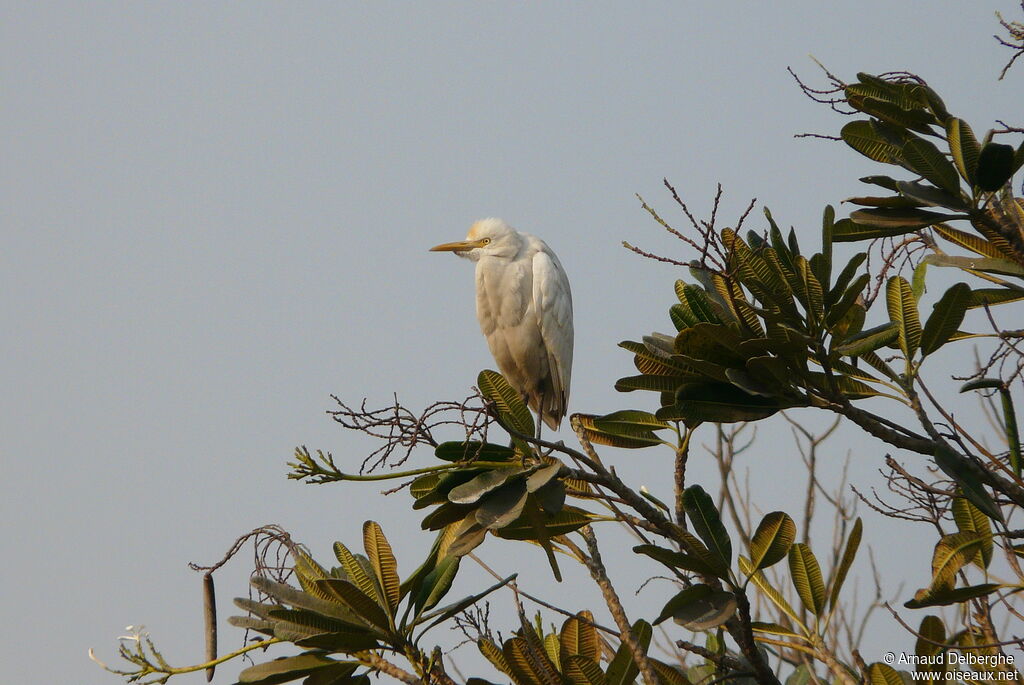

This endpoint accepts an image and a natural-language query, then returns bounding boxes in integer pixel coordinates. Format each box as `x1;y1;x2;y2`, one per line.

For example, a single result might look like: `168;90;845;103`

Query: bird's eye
481;238;491;245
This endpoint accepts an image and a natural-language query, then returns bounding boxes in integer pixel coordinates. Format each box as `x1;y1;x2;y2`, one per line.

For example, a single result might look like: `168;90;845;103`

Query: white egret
430;218;574;435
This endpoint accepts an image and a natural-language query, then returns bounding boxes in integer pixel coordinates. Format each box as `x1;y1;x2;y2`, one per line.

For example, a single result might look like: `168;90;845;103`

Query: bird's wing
532;247;574;422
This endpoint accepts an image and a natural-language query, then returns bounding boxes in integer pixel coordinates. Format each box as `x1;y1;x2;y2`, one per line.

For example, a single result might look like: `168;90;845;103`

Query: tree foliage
95;10;1024;685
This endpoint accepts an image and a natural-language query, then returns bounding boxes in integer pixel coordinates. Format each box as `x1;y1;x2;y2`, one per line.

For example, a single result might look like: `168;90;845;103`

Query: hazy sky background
3;2;1022;683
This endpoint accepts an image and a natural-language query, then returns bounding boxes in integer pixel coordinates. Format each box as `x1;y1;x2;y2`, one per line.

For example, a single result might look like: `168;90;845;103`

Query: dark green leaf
895;181;967;210
859;175;900;191
495;505;593;540
976;142;1016;191
653;584;712;625
833;218;922;242
670;588;737;631
902;136;961;192
934;444;1004;522
683;485;732;568
448;468;522;505
475;478;529;530
434;441;516;463
238;654;339;685
920;282;972;355
967;287;1024;309
605;620;652;685
415;555;460;614
657;382;784;424
633;543;724;578
849;207;953;229
905;583;1003;608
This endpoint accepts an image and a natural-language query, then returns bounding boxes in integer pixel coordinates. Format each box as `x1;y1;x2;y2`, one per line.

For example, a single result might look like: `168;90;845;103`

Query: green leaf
841;120;904;165
315;579;391;632
788;543;826;616
475;478;529;530
849;207;953;230
657;382;784;425
247;578;362;627
565;655;608;685
447;468;521;505
947;118;980;186
332;543;384;611
238;654;341;684
559;611;600;662
886;275;921;357
920;283;972;355
605;620;652;685
494;504;593;540
835;322;899;357
738;556;802;627
362;522;400;616
860;175;900;191
670;588;737;631
748;511;795;572
932;223;1015;260
967;287;1024;309
930;531;984;590
1000;387;1021;477
478;369;535;448
576;410;671;449
905;583;1003;608
951;495;993;569
653;584;712;625
633;543;724;578
976;142;1016;191
683;485;732;569
895;181;967;210
915;615;946;658
867;663;904;685
828;518;862;609
833;218;922;242
934;444;1004;522
413;574;516;633
434;441;516;463
415;555;460;614
902;136;961;193
575;413;665;448
923;253;1024;277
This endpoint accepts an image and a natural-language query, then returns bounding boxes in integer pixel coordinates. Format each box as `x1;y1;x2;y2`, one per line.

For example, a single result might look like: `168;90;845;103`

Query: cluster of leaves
96;57;1024;685
227;520;516;684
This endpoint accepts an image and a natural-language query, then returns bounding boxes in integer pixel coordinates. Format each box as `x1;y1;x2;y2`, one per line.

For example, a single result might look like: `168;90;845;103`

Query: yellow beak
429;239;486;252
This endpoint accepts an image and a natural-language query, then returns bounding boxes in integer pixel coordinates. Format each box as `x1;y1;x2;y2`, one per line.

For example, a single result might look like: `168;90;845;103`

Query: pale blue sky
3;3;1022;683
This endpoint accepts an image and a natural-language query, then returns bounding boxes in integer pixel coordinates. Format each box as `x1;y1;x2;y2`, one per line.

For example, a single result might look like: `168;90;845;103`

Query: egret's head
429;218;520;261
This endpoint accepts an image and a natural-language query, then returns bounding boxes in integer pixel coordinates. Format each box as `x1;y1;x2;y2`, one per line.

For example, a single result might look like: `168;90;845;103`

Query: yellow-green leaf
362;521;400;615
886;275;921;357
788;543;826;616
748;511;795;572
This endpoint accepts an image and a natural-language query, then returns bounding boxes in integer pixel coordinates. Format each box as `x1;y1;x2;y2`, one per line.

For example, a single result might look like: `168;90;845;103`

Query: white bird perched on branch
430;218;574;434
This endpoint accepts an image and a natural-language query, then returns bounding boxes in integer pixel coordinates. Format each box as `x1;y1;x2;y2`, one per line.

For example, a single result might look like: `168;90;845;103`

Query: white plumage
430;218;573;430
